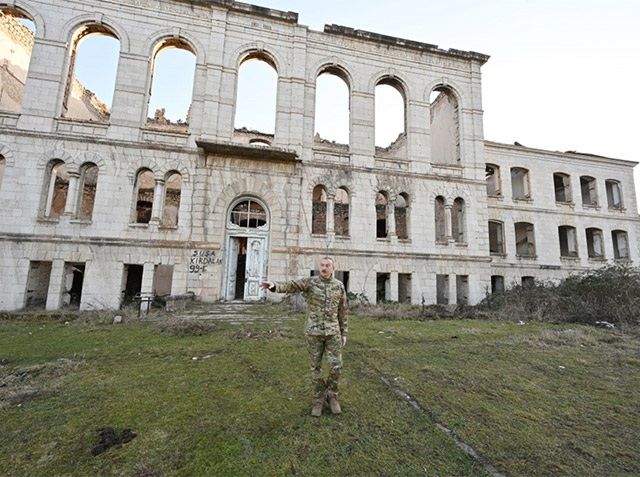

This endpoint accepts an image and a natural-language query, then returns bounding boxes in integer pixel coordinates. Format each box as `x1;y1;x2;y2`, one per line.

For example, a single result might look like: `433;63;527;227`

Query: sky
31;1;640;192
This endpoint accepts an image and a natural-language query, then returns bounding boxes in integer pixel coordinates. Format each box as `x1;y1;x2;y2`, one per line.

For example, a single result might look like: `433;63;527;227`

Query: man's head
319;257;335;278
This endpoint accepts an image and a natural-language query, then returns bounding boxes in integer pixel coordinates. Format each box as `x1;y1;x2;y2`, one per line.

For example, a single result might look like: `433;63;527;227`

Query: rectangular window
436;274;449;304
491;275;504;293
398;273;411;303
25;261;52;309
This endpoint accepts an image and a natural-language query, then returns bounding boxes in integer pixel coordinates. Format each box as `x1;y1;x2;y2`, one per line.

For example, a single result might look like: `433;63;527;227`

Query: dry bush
479;264;640;329
156;318;215;337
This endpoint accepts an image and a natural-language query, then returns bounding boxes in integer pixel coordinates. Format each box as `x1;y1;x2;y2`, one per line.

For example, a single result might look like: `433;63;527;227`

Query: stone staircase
176;302;298;325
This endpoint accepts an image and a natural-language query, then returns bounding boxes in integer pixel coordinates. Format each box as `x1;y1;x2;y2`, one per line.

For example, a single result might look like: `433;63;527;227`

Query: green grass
1;309;638;476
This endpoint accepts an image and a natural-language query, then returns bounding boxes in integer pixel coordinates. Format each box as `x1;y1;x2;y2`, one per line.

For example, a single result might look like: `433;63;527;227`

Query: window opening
553;173;571;203
25;261;52;309
334;187;349;236
452;198;465;243
489;221;504;254
312;185;327;234
162;172;182;226
121;264;143;309
511;167;530;200
398;273;411;303
153;265;173;298
434;196;446;242
612;230;629;259
135;169;154;224
515;222;536;257
586;228;604;259
522;276;535;287
0;9;35;112
315;68;349;146
376;272;390;303
44;161;69;219
456;275;469;305
375;80;405;152
486;164;500;196
436;274;449;304
580;176;598;206
78;163;98;221
491;275;504;294
395;193;409;240
230;199;267;229
606;180;622;208
558;226;578;257
63;26;119;121
63;262;85;309
147;41;196;132
376;191;388;238
430;87;460;165
234;55;277;136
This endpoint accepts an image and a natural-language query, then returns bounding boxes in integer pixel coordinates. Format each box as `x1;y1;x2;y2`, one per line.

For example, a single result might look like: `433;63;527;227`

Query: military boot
328;395;341;414
311;399;324;417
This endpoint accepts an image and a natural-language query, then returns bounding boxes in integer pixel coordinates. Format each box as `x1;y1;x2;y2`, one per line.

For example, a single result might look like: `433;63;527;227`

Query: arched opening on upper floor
147;39;196;132
234;53;277;139
314;66;350;148
334;187;350;237
134;169;155;224
42;160;69;219
429;86;460;165
395;193;409;240
312;185;327;235
376;191;389;238
77;162;98;221
375;78;406;154
62;24;120;121
0;8;35;112
162;171;182;226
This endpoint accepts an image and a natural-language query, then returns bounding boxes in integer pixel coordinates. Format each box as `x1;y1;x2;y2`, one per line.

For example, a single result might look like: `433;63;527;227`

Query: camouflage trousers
305;334;342;400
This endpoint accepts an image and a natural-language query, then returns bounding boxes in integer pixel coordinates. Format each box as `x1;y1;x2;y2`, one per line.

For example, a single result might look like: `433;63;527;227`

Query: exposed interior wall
25;261;51;308
0;10;33;111
436;274;449;304
398;273;411;303
430;90;459;165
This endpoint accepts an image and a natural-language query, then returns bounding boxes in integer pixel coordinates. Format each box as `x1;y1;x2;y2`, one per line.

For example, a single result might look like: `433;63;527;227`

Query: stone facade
0;0;637;311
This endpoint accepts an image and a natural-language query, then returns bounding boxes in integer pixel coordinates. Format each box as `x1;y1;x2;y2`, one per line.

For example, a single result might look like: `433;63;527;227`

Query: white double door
225;234;268;302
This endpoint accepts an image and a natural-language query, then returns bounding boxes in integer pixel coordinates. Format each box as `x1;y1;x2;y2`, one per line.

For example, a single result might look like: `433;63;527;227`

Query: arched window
134;169;154;224
43;161;69;219
430;87;460;165
235;54;277;137
375;78;405;153
229;199;268;229
162;171;182;226
489;220;505;254
612;230;629;259
147;40;196;131
376;191;389;238
315;67;349;146
0;8;35;112
515;222;536;257
62;25;120;121
395;193;409;240
334;187;349;237
586;228;604;259
605;180;623;209
451;198;465;243
434;196;446;242
580;176;598;206
553;173;572;203
558;225;578;257
78;163;98;221
312;185;327;234
511;167;531;200
486;164;501;196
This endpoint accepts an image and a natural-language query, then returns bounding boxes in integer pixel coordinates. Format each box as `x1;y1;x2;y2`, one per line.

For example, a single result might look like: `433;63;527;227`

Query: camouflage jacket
274;276;347;337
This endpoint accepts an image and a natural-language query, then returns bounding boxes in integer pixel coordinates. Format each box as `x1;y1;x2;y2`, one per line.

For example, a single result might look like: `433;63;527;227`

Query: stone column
448;273;457;305
327;195;335;233
445;204;453;241
389;272;399;302
63;171;80;216
388;201;396;237
140;262;155;313
150;179;165;223
45;260;65;311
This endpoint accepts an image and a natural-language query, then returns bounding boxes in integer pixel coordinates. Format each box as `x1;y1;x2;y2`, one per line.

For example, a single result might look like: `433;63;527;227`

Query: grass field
1;306;638;476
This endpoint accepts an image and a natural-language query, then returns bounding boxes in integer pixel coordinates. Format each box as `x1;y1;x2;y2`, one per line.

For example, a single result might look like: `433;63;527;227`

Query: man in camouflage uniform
260;257;347;417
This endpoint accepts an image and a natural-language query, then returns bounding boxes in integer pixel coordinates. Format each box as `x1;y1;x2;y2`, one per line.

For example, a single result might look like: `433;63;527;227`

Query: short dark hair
321;256;335;266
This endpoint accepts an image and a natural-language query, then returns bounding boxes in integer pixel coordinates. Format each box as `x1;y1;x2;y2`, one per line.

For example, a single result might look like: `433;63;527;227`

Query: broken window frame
62;24;120;121
133;168;155;224
314;66;351;147
511;167;531;200
42;160;69;219
374;77;407;151
451;197;465;243
514;222;536;257
228;198;269;230
77;162;99;221
162;170;182;227
488;220;505;255
558;225;578;258
585;227;605;259
612;229;629;260
491;275;504;294
429;86;461;165
553;172;572;203
395;192;409;240
376;191;389;239
434;196;446;243
146;38;197;130
334;186;350;237
580;176;598;206
605;180;623;209
312;185;328;235
486;164;501;196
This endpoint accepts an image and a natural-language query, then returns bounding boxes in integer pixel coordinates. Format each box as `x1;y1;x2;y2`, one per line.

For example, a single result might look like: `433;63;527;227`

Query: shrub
156;318;214;337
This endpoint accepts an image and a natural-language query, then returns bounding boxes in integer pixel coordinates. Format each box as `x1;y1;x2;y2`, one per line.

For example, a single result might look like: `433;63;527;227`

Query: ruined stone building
0;0;638;310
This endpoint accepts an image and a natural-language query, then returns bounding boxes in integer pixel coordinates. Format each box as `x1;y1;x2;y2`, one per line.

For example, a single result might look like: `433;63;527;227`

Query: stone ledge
197;139;299;162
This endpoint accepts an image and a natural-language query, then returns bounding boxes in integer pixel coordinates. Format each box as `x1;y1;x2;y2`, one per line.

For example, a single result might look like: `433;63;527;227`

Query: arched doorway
222;197;270;301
